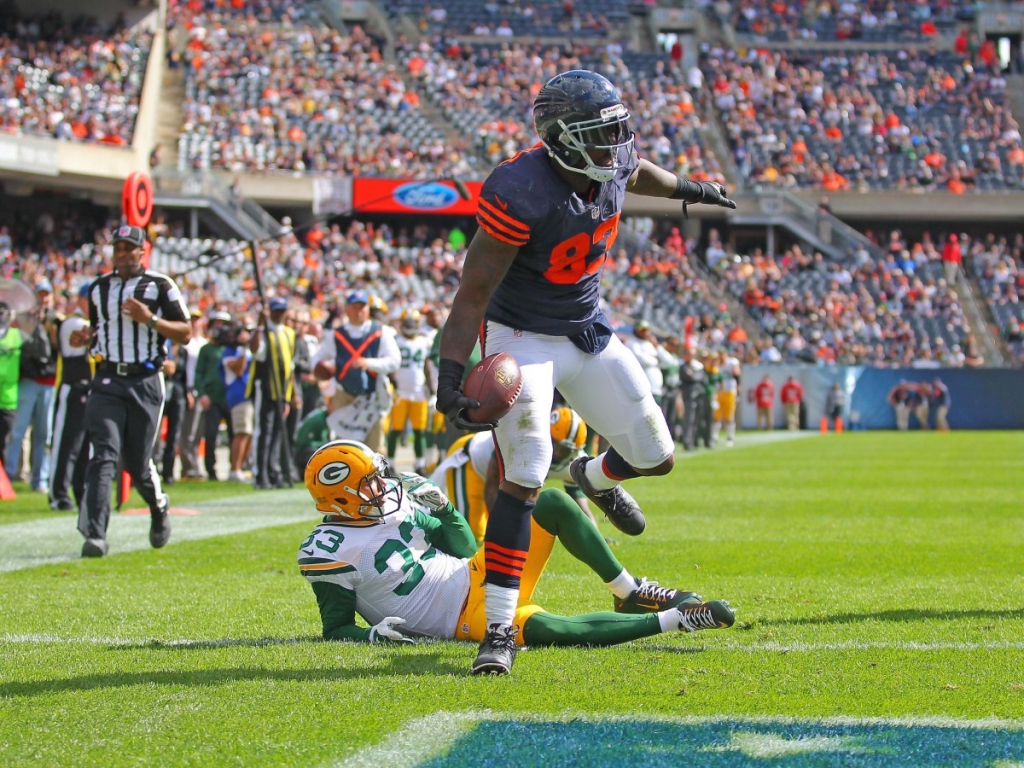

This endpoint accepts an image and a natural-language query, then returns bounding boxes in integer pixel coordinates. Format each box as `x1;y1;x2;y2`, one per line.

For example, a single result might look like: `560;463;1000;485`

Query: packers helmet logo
550;411;560;426
317;461;351;486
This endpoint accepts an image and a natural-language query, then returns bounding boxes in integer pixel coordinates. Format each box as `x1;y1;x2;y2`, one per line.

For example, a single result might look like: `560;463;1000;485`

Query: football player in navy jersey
436;69;736;675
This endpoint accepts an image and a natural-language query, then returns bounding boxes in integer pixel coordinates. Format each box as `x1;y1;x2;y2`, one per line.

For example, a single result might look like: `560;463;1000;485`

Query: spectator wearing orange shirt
779;376;803;431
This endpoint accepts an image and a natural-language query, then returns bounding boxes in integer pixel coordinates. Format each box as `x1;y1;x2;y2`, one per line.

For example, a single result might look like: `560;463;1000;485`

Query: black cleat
569;457;646;536
82;538;108;558
471;624;518;676
149;494;171;549
614;578;703;614
676;600;736;632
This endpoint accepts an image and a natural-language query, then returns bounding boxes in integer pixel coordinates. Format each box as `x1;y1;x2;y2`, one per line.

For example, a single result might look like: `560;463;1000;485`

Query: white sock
726;421;736;441
484;584;519;628
584;454;618;491
606;568;637;599
658;610;679;633
711;422;721;442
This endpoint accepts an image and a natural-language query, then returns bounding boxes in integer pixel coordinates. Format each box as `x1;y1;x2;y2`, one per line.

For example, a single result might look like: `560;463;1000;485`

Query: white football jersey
394;334;431;400
298;501;470;639
720;357;741;393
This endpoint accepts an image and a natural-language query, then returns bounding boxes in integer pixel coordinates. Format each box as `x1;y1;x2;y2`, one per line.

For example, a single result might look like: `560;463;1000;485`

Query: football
462;352;523;424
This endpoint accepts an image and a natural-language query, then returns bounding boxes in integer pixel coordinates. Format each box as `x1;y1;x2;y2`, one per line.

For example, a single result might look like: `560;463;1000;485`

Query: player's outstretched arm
628;158;736;209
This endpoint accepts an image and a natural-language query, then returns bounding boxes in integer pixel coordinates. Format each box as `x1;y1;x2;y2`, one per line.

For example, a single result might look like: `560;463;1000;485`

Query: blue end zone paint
418;719;1024;767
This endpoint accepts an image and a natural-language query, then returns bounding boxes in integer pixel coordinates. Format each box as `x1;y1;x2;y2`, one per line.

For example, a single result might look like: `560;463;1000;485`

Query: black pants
285;395;300;477
661;387;681;442
78;372;165;540
301;382;322;420
161;379;186;482
202;400;233;480
49;382;91;508
0;408;15;471
680;390;700;450
254;382;289;487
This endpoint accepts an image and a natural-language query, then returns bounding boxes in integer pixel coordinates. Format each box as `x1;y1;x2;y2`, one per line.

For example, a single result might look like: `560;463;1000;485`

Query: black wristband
438;358;466;388
669;176;704;203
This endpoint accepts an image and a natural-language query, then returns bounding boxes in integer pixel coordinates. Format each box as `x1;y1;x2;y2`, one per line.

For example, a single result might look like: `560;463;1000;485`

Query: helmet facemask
345;454;403;520
550;104;634;183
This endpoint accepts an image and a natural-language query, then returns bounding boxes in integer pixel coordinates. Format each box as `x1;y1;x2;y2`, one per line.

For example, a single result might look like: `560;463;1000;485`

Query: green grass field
2;432;1023;766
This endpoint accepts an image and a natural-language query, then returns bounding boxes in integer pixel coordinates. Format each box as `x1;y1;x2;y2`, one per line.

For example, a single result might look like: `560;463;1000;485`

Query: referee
73;225;192;558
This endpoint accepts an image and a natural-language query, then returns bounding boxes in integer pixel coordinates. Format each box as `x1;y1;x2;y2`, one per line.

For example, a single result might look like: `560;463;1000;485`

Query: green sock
413;430;426;460
522;611;661;647
386;431;399;458
533;488;624;583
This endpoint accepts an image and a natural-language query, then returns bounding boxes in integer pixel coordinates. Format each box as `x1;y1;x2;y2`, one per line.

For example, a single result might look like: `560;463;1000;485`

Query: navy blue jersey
476;144;638;336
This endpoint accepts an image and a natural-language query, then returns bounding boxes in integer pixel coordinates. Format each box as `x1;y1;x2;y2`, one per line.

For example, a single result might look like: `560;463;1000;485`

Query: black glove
694;181;737;209
435;358;497;432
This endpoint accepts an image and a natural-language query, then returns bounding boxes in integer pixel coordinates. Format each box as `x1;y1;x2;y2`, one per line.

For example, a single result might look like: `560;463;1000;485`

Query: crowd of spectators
169;1;476;177
708;228;981;367
701;43;1023;191
703;0;975;42
404;39;725;182
0;8;152;144
383;0;624;38
969;232;1024;365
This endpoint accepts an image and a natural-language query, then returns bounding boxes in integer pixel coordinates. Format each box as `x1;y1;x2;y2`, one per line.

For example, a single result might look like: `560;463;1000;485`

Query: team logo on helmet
316;461;351;486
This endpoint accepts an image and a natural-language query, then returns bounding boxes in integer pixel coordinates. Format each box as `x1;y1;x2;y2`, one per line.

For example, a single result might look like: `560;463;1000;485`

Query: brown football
463;352;523;424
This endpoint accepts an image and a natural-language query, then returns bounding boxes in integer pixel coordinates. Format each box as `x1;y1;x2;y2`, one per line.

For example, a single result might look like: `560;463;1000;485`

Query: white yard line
0;490;311;573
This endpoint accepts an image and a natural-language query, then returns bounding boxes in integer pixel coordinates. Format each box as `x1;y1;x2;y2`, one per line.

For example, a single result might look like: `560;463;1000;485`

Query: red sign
352;178;481;215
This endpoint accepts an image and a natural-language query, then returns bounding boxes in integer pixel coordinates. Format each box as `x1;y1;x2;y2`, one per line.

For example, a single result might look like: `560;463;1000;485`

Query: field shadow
0;650;464;698
759;607;1024;627
134;636;321;650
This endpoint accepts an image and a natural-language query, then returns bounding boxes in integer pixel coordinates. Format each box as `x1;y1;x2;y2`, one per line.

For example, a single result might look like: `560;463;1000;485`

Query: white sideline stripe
332;711;1024;766
0;490;312;573
5;635;1024;654
674;430;817;459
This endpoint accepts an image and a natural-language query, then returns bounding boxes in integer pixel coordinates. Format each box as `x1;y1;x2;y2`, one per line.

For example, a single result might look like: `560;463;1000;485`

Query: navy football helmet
534;70;635;183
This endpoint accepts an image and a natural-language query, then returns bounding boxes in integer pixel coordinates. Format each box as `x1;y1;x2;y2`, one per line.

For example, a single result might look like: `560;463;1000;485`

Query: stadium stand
700;44;1023;191
169;2;475;177
0;12;153;144
711;0;976;43
971;232;1024;365
403;40;726;180
710;229;974;366
380;0;627;38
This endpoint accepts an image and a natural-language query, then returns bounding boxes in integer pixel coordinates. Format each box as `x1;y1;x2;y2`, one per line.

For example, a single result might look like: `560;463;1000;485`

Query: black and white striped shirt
87;270;189;365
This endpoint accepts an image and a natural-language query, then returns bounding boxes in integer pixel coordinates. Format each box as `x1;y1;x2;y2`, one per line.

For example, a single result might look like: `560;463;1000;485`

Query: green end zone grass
1;432;1022;766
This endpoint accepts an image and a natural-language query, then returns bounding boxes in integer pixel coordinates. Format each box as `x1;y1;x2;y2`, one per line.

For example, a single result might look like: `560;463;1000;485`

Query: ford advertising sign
352;178;481;215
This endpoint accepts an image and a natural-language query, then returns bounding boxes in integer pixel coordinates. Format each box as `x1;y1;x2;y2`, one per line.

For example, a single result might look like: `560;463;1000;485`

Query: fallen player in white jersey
298;440;734;668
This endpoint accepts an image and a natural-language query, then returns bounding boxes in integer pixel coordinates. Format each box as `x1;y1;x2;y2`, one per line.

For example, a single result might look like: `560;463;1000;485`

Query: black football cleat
81;538;108;558
677;600;736;632
569;457;646;536
471;624;518;676
149;494;171;549
614;578;703;614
